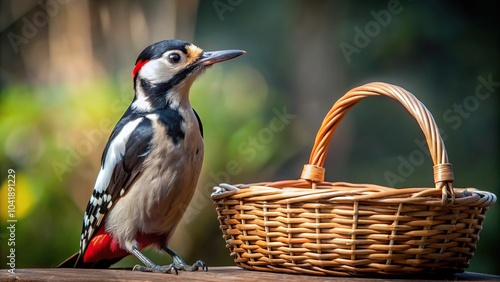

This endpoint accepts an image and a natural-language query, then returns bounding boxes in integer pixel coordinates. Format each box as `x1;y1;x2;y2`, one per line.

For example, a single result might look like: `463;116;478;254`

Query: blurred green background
0;0;498;275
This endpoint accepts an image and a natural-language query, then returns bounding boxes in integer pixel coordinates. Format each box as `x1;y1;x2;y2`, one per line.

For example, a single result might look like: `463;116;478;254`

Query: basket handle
300;82;455;204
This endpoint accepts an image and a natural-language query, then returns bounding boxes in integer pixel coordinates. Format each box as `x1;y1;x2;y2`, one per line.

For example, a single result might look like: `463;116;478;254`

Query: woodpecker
58;39;245;273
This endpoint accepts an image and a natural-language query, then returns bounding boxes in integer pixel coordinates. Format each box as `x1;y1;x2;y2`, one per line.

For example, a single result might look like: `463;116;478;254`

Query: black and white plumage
58;39;245;273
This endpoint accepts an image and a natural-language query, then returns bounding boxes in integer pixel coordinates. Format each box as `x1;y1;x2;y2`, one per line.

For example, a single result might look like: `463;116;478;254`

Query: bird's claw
196;260;209;272
211;183;240;197
174;259;208;272
132;260;207;274
133;264;178;274
159;246;208;272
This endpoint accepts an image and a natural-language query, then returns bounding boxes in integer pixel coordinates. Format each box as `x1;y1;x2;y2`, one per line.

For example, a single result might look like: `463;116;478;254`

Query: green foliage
0;81;126;267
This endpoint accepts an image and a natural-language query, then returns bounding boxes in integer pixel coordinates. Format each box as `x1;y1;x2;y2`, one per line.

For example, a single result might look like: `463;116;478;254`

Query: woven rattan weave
211;82;496;276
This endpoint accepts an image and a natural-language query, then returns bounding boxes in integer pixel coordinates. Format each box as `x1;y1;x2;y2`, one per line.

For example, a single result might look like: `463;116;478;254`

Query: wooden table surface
1;267;499;281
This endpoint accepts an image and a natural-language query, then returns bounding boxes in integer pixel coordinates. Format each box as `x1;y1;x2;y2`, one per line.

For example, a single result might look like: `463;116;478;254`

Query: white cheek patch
131;87;153;112
140;60;175;84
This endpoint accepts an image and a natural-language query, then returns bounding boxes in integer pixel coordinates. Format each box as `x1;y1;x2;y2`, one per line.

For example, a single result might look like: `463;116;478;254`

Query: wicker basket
211;82;496;276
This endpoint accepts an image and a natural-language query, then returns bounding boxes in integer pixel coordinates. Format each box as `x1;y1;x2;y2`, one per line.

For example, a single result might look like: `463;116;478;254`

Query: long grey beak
197;50;246;66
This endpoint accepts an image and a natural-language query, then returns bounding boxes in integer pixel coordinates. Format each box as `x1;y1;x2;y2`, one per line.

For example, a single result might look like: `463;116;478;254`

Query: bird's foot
164;247;208;272
172;259;207;272
130;245;207;274
132;260;206;273
132;263;178;274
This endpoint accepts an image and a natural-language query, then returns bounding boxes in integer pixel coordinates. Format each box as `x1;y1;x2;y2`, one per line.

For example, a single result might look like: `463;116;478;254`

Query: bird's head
131;39;245;111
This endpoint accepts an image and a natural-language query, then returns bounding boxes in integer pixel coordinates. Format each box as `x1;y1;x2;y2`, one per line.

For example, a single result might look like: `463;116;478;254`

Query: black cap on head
135;39;190;64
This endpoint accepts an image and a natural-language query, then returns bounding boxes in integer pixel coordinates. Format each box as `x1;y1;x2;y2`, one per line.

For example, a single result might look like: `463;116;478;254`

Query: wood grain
1;267;499;281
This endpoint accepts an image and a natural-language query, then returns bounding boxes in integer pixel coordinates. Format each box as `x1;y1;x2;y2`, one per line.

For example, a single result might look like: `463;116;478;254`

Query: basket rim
211;181;497;208
211;83;497;208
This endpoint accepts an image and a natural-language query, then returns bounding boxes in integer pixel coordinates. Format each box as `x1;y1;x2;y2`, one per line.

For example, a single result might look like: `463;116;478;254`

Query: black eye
167;53;181;64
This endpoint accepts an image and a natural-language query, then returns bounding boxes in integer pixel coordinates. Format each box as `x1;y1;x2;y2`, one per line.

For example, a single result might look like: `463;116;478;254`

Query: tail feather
57;251;125;268
57;252;81;268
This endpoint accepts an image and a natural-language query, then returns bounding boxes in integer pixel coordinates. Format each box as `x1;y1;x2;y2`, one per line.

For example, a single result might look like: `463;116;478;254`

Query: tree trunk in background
1;0;199;84
288;1;352;177
49;0;96;84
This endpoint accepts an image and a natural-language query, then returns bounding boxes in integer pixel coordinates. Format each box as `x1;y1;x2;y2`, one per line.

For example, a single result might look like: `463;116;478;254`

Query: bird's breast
140;107;204;230
104;107;203;249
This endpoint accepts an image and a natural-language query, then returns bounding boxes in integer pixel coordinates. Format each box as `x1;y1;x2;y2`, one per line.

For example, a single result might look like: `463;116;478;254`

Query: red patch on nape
132;59;150;77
